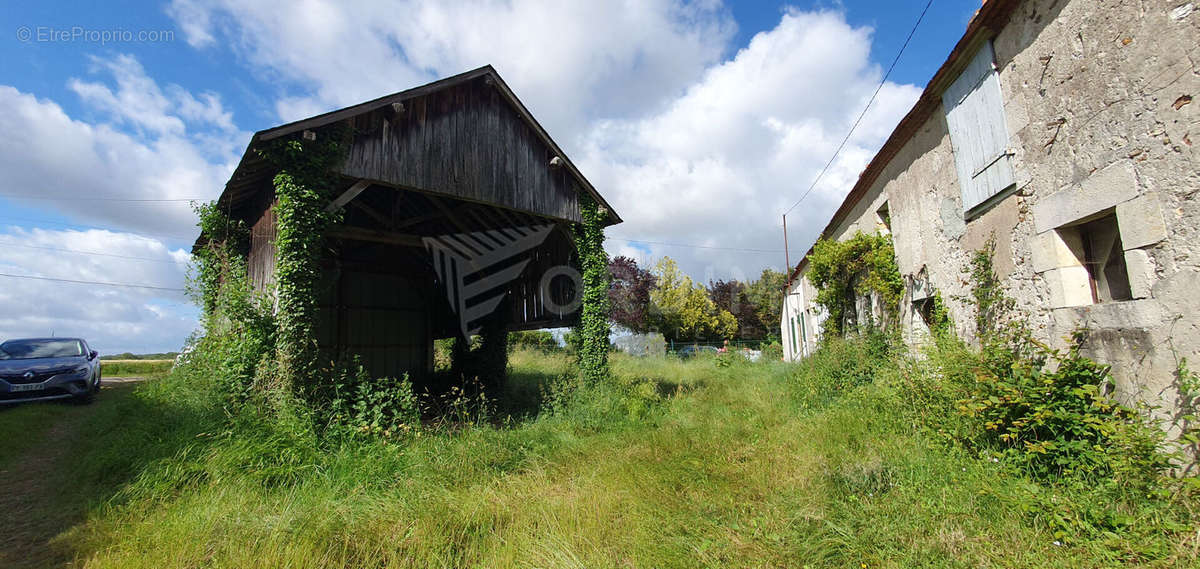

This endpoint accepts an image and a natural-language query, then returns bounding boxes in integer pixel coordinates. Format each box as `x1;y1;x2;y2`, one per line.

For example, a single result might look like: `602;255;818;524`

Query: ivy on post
258;128;349;395
806;231;904;337
574;195;611;383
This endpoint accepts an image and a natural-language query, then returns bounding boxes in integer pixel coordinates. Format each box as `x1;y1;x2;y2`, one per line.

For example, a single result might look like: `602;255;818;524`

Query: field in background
99;360;173;378
1;346;1195;568
99;352;179;361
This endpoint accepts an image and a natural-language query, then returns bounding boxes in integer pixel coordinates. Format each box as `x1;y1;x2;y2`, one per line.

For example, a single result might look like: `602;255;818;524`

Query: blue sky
0;0;981;353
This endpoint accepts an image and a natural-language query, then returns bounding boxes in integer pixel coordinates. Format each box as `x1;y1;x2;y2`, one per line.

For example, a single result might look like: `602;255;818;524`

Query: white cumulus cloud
0;227;196;354
580;9;922;278
168;1;922;282
0;54;245;237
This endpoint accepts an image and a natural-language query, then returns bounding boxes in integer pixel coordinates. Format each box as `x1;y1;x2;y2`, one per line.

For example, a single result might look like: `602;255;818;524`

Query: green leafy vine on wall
574;195;611;383
190;202;276;402
806;231;904;337
192;202;249;319
258;128;351;395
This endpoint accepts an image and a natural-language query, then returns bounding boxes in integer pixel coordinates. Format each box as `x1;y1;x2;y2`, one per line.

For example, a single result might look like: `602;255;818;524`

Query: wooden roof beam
327;225;423;248
324;179;372;213
350;199;392;229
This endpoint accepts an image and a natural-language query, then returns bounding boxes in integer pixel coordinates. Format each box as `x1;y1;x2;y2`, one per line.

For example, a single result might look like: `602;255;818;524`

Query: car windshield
0;339;83;360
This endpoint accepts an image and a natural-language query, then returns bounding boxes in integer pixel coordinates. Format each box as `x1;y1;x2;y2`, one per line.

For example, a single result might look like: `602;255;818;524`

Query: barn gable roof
212;65;620;227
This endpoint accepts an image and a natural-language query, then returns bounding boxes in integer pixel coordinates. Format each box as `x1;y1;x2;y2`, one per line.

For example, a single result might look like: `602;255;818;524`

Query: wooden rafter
327;225;423;248
324;179;371;213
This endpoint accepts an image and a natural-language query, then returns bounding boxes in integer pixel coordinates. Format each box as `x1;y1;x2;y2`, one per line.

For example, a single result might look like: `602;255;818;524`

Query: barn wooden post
575;195;611;383
476;307;509;394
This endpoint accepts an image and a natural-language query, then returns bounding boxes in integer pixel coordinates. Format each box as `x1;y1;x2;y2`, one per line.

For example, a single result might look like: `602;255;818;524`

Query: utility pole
782;213;791;289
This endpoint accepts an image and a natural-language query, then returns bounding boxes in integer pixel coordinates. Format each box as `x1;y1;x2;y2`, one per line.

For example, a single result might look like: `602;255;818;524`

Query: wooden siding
339;79;582;223
942;40;1015;213
248;201;277;292
316;269;431;381
503;226;580;330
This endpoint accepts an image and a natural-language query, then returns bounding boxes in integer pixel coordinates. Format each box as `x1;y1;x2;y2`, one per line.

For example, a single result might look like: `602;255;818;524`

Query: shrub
760;341;783;362
787;330;897;410
433;338;454;372
948;241;1174;490
806;232;904;336
320;359;420;440
957;331;1171;490
508;330;560;353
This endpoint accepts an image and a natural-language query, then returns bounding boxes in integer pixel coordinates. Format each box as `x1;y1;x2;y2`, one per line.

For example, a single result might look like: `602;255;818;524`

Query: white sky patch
585;9;921;279
168;0;734;141
0;227;198;354
0;53;245;237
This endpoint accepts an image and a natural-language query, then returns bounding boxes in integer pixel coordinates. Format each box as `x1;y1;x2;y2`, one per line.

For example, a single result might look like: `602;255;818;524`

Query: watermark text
17;26;175;44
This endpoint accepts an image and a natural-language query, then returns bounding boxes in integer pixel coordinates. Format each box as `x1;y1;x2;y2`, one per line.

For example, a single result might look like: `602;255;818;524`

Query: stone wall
785;0;1200;436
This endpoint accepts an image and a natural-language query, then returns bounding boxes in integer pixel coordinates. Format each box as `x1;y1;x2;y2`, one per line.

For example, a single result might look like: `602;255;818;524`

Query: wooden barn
202;65;621;383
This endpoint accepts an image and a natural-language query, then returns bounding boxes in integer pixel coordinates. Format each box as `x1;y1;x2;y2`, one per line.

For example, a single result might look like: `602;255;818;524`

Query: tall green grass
8;343;1195;568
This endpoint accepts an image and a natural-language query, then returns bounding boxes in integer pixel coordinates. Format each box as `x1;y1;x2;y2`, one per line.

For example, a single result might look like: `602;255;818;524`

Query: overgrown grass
7;342;1197;568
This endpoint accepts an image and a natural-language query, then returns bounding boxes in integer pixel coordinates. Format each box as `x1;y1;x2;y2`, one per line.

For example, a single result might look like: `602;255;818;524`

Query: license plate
9;383;43;393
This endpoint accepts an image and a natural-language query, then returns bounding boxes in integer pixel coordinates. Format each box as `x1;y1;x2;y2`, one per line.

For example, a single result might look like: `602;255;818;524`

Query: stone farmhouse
781;0;1199;433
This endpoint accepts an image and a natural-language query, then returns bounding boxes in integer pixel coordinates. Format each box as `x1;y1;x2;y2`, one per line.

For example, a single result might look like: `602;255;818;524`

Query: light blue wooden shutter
942;40;1014;213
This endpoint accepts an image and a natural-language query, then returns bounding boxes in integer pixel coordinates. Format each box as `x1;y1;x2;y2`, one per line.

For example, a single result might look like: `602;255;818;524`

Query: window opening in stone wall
1060;212;1132;304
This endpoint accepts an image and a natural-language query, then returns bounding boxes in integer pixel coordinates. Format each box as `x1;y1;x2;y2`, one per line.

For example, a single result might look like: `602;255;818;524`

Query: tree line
607;256;785;343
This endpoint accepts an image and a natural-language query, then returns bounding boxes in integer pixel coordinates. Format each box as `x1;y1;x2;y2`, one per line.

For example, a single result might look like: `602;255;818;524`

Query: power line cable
0;241;189;264
0;194;203;203
0;216;196;242
0;272;185;292
608;237;782;254
782;0;934;216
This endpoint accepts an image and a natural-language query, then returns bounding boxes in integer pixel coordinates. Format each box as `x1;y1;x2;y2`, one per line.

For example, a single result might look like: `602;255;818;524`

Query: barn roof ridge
214;65;619;227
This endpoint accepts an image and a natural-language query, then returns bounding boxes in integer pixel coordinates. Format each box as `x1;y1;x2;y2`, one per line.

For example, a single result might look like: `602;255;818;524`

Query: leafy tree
707;279;768;339
649;257;737;342
609;256;657;333
744;268;786;340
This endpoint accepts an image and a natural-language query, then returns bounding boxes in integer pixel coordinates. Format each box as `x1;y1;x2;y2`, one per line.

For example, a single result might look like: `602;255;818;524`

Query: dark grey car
0;338;101;404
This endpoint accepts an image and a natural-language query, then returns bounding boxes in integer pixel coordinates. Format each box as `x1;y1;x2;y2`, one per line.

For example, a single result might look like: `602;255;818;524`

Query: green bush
806;231;904;336
760;341;783;362
947;239;1173;490
786;330;896;410
321;360;420;440
508;330;560;353
961;333;1171;489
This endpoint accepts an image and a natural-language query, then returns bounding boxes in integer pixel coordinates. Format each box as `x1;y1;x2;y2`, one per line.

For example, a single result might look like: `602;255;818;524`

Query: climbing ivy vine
192;202;249;319
806;231;904;337
574;195;611;383
190;202;277;402
258;128;350;395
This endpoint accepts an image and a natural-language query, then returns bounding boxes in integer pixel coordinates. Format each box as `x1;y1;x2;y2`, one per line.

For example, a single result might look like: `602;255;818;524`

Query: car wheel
74;373;99;404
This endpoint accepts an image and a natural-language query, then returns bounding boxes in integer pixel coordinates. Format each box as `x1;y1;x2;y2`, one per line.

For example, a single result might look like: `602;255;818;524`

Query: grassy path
0;351;1194;567
0;383;139;569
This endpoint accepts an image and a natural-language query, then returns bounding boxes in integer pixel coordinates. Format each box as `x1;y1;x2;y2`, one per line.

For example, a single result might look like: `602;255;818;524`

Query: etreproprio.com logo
16;26;175;44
